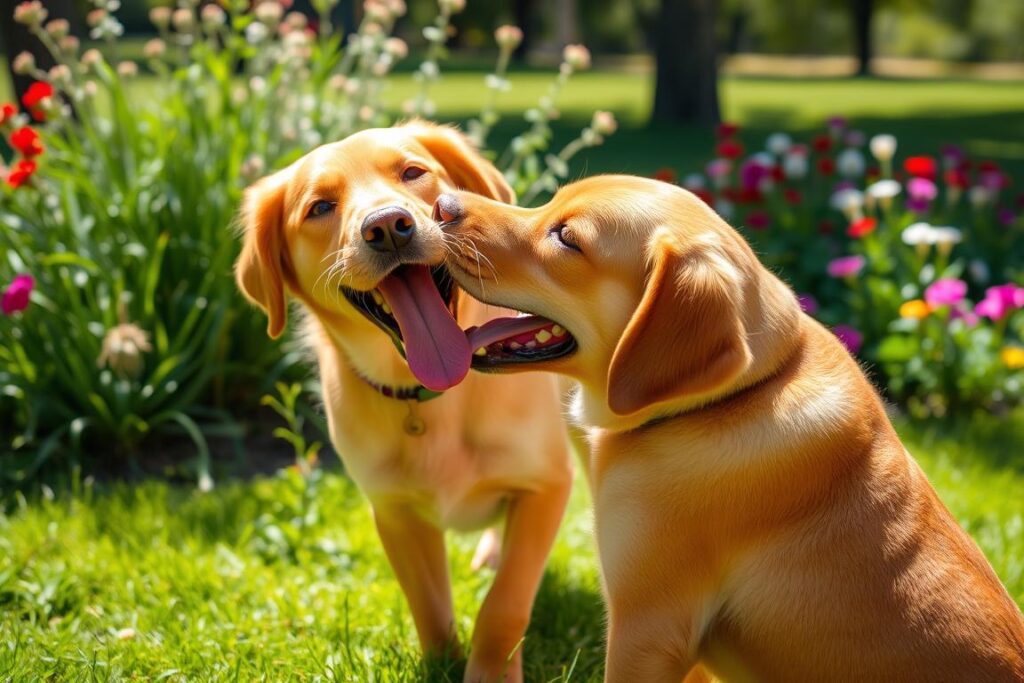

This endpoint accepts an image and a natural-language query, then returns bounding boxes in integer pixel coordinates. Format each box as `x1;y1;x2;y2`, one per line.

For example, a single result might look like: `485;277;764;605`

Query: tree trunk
1;0;80;103
651;0;720;126
512;0;538;62
851;0;875;76
556;0;579;47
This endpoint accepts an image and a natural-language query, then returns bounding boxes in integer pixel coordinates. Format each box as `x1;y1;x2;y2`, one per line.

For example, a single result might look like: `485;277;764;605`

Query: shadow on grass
523;566;606;681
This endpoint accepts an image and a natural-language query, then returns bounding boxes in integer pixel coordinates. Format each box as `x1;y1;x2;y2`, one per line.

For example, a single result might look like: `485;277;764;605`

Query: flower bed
666;120;1024;416
0;0;615;487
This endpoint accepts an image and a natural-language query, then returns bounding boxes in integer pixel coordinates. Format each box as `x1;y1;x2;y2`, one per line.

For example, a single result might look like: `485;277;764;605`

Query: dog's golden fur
442;175;1024;682
234;122;573;682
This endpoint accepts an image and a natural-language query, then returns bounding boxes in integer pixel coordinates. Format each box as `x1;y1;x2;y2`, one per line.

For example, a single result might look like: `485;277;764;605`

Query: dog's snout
361;206;416;253
433;193;463;225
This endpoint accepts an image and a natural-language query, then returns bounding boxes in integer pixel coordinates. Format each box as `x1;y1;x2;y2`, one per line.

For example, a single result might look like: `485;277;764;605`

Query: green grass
1;419;1022;681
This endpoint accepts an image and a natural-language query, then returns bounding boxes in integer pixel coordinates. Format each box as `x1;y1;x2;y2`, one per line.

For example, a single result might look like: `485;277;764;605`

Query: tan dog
234;122;574;683
434;175;1024;682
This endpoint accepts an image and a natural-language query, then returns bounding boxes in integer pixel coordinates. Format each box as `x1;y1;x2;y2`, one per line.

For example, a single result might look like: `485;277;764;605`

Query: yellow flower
1001;347;1024;370
899;299;931;321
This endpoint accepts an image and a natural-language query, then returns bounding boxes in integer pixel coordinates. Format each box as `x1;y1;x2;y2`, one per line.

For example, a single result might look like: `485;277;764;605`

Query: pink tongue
467;315;551;350
377;266;471;391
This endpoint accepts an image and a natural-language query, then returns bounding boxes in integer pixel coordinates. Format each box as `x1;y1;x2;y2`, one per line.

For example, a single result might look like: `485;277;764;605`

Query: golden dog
434;175;1024;682
234;122;573;682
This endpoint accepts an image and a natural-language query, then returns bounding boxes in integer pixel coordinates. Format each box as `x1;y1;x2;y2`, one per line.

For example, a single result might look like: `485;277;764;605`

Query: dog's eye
550;224;582;252
401;166;427;182
307;200;336;218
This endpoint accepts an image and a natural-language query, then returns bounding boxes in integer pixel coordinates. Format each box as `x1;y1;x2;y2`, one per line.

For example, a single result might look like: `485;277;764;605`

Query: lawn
1;417;1022;682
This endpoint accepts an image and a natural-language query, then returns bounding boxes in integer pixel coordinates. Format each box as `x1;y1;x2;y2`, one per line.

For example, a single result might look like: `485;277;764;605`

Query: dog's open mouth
341;264;470;391
464;313;577;370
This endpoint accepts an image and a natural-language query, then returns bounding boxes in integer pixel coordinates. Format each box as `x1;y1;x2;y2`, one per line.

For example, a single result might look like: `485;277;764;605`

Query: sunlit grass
1;418;1021;681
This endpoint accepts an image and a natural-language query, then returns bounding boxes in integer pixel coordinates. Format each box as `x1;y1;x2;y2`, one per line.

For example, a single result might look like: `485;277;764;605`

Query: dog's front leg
465;477;572;683
603;614;697;683
373;503;462;661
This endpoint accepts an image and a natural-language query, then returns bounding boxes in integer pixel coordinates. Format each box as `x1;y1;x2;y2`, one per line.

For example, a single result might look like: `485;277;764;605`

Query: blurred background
0;1;1022;680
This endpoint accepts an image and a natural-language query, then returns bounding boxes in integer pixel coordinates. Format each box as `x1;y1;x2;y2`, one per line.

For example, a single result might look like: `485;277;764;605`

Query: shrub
0;0;615;488
670;120;1024;416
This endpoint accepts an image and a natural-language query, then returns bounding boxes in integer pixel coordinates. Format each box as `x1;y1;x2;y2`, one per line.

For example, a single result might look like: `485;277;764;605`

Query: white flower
562;44;591;70
255;2;283;25
901;222;935;246
830;188;864;215
765;133;792;156
869;134;897;163
968;185;991;208
245;21;270;44
836;148;865;178
866;179;901;200
682;173;705;190
930;226;962;246
783;152;808;180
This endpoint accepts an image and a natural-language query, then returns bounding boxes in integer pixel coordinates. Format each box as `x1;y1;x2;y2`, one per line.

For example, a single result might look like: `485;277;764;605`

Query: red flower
818;218;835;235
745;211;770;230
738;187;763;204
944;169;969;188
866;165;880;180
0;102;17;125
6;159;37;188
978;160;1000;173
716;122;740;139
652;167;677;184
692;188;714;207
716;139;744;160
9;126;44;157
812;134;832;153
771;165;785;182
21;81;54;109
903;156;936;180
783;188;802;205
817;157;835;176
847;216;877;238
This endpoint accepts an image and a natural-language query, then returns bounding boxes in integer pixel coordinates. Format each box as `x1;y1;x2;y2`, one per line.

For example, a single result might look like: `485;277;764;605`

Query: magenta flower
706;158;731;178
739;159;770;191
950;306;979;327
907;177;937;201
924;279;967;307
1;274;34;314
797;293;819;316
833;324;863;354
975;284;1024;320
906;196;931;214
827;255;866;278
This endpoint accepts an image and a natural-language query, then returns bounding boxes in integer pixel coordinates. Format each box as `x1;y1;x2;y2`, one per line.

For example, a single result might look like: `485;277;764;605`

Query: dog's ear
606;231;752;416
235;174;289;339
403;120;515;204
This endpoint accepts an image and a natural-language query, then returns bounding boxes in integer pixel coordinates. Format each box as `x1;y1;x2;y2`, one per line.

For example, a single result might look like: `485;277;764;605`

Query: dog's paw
470;527;502;571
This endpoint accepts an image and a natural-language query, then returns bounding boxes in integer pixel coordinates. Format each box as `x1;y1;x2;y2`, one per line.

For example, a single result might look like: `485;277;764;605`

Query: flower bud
285;11;308;30
86;8;107;27
255;2;283;26
81;49;103;69
117;61;138;78
48;65;72;89
438;0;466;13
144;38;167;59
12;51;36;75
200;4;226;29
591;110;617;136
45;18;70;38
494;25;523;51
384;37;408;59
58;35;80;53
13;1;48;28
98;323;153;379
562;44;591;70
149;6;171;30
172;8;195;32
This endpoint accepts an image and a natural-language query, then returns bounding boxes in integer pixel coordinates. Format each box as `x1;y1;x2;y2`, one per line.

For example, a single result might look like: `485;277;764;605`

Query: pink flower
833;325;863;354
907;177;937;201
706;158;731;178
1;274;34;314
827;255;865;278
797;293;819;315
950;306;979;327
975;284;1024;320
924;278;967;307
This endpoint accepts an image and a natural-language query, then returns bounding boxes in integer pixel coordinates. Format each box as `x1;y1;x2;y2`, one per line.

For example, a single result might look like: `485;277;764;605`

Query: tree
850;0;875;76
651;0;720;126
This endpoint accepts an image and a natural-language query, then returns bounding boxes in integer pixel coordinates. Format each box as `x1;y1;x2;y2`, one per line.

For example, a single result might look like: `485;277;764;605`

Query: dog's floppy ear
607;230;752;416
403;120;515;204
235;175;289;339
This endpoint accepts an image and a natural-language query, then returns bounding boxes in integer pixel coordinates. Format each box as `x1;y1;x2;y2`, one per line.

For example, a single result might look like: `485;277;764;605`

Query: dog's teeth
535;330;552;344
372;291;384;305
508;341;522;350
381;303;392;314
474;347;487;356
552;325;565;337
525;341;537;349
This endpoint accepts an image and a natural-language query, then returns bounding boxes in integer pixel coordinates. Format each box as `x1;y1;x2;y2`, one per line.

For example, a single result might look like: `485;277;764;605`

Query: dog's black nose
361;206;416;252
433;193;463;225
